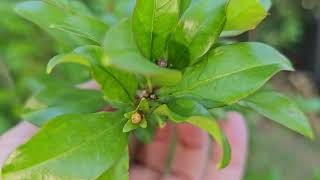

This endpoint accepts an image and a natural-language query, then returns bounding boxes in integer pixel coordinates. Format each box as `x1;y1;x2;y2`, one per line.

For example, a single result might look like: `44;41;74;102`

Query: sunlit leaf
240;91;314;139
160;42;293;108
1;112;129;180
168;0;227;69
133;0;180;60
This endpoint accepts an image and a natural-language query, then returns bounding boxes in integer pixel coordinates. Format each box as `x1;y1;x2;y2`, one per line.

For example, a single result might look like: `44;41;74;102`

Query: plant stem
162;125;177;178
147;77;153;92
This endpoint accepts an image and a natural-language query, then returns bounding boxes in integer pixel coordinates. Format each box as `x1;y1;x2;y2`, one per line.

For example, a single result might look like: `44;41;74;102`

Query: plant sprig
0;0;314;179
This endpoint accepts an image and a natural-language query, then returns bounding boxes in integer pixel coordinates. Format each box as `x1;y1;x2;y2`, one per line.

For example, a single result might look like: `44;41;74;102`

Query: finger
129;165;161;180
166;123;209;180
205;112;248;180
129;135;139;160
136;123;174;173
0;122;38;168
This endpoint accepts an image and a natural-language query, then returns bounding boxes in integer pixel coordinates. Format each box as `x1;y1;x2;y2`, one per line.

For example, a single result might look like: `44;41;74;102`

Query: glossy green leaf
160;42;294;108
15;1;80;48
239;91;314;139
153;99;231;168
96;149;129;180
168;0;227;69
222;0;267;37
92;66;138;107
23;84;106;127
0;116;12;135
51;15;109;44
15;1;108;47
1;112;129;180
47;45;101;74
187;118;230;168
123;120;140;132
47;45;138;107
102;52;182;87
179;0;192;16
103;19;182;86
132;0;180;60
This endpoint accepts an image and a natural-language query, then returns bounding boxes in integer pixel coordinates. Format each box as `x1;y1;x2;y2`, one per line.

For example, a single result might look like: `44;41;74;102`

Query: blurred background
0;0;319;179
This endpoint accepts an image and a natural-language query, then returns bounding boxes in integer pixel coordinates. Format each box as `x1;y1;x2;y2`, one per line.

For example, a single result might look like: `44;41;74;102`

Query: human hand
0;112;247;180
129;112;248;180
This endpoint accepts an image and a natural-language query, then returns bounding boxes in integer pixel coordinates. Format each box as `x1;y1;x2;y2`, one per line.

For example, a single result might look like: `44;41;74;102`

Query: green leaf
179;0;192;16
167;0;227;69
96;149;129;180
47;45;101;74
239;91;314;139
123;117;148;132
123;120;140;132
47;45;138;107
102;52;182;87
0;116;12;135
153;99;231;168
1;112;129;180
15;1;79;48
92;66;138;107
222;0;267;37
132;0;180;60
50;15;109;44
187;118;230;168
160;42;293;108
15;1;108;47
23;84;107;127
103;19;182;86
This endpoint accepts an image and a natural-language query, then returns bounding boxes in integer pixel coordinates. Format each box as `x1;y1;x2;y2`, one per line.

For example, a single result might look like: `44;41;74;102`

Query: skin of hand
0;112;248;180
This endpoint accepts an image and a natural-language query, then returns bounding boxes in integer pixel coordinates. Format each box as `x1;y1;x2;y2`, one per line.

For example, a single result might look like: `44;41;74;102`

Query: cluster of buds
156;58;168;67
137;89;157;100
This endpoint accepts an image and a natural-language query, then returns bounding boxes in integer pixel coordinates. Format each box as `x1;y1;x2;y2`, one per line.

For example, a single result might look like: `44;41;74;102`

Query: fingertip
216;112;248;167
224;112;248;140
176;123;207;149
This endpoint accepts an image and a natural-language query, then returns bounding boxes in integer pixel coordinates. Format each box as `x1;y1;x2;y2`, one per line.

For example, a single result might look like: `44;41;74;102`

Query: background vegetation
0;0;319;179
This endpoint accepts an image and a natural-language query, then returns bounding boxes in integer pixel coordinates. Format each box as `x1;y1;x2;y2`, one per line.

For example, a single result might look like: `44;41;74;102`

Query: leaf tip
122;128;130;133
305;128;315;140
46;60;56;74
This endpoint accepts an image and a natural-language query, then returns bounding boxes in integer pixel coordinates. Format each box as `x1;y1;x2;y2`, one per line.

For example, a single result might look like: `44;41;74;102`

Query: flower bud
131;112;142;124
157;59;168;67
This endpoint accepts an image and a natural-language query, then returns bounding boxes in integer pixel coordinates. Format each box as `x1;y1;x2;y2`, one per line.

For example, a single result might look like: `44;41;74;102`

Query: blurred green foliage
0;0;319;179
0;0;98;133
255;0;319;50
